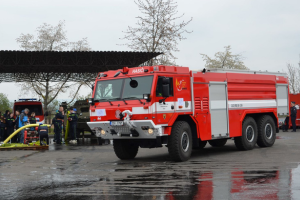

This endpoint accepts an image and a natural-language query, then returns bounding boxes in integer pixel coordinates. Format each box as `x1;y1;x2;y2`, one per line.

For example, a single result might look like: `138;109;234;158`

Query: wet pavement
1;131;300;200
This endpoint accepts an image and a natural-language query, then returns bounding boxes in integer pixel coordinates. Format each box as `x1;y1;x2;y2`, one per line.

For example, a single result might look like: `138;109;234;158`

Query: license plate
110;121;124;126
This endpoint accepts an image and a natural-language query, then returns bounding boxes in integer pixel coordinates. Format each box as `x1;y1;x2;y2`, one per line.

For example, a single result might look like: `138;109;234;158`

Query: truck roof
196;68;287;77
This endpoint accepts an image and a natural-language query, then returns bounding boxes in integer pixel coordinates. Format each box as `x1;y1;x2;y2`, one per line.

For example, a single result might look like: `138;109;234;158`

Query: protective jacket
6;117;15;127
291;106;297;118
30;117;37;124
19;111;28;127
69;113;78;123
55;111;64;122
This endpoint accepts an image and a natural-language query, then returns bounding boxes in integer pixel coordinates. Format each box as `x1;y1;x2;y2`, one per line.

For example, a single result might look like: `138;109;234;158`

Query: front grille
112;126;131;135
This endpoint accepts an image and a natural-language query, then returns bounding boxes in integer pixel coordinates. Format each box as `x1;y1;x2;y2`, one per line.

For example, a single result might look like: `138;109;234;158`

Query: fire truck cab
87;66;289;162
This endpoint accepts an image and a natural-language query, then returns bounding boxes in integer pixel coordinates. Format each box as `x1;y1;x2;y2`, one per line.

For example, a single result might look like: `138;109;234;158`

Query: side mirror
143;94;151;102
130;80;138;88
88;98;94;105
44;111;49;116
162;77;170;97
162;85;169;97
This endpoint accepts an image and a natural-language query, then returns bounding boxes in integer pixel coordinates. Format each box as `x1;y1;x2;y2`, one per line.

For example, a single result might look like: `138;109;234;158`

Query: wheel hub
181;131;189;152
246;125;254;142
265;123;273;139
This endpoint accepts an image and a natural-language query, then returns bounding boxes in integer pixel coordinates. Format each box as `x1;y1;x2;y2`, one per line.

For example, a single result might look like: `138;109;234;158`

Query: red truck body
87;66;289;161
282;93;300;127
13;99;45;123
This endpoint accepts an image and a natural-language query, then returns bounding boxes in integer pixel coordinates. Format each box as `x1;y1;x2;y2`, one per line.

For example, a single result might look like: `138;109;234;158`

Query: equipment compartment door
209;82;229;138
276;84;289;117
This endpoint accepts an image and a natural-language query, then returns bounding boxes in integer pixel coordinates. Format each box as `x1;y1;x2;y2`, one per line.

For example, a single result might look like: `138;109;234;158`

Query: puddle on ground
1;159;299;200
276;136;291;139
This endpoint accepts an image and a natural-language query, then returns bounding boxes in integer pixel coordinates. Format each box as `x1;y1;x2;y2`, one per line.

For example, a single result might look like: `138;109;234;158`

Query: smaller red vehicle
13;98;45;124
281;94;300;128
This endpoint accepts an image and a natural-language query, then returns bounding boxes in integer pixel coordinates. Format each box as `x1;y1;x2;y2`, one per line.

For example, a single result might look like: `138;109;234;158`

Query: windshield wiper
121;99;128;105
108;98;128;105
107;100;113;106
123;97;143;104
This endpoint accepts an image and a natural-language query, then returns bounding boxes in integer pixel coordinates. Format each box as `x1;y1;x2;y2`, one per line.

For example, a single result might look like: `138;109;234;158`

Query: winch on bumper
87;120;165;139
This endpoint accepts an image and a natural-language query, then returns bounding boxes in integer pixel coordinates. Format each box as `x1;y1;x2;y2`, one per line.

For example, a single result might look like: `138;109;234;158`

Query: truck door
193;83;211;141
154;76;175;124
209;82;229;138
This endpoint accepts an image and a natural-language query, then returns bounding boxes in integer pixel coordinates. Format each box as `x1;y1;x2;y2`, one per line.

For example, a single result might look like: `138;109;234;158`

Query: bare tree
121;0;192;65
286;63;299;94
16;21;68;51
16;21;91;121
69;37;91;51
201;46;249;70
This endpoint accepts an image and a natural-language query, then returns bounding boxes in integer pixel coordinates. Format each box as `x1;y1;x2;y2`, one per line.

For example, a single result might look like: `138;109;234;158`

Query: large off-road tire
193;140;207;150
113;140;139;160
208;139;227;147
168;121;193;162
256;115;276;147
234;117;258;150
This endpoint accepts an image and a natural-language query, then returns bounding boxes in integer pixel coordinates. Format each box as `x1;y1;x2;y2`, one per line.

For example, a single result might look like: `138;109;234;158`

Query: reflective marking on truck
228;100;276;109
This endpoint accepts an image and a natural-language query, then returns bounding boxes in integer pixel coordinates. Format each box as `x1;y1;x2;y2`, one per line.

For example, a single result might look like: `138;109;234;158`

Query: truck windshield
14;105;43;116
94;76;153;101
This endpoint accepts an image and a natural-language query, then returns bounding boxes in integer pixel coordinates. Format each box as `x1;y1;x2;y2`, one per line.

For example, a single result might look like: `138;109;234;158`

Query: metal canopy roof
0;51;161;82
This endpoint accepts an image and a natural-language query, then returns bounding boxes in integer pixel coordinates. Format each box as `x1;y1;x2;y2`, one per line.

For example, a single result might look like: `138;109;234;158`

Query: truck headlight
101;129;106;135
148;128;154;135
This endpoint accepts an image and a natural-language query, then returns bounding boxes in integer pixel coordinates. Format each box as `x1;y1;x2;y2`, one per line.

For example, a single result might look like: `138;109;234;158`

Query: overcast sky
0;0;300;101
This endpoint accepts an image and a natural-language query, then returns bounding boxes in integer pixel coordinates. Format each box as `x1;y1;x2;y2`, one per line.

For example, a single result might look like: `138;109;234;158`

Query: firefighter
54;106;64;145
15;110;20;142
38;124;49;145
0;116;6;141
52;116;56;143
29;112;37;132
291;101;297;132
3;110;10;140
6;113;15;142
3;110;10;119
68;108;78;144
30;112;37;124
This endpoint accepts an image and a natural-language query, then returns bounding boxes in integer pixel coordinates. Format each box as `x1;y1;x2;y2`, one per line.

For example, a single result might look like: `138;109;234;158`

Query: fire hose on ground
0;124;51;146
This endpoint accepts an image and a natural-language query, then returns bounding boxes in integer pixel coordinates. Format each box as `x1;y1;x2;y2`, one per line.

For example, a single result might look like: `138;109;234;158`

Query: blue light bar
18;98;38;101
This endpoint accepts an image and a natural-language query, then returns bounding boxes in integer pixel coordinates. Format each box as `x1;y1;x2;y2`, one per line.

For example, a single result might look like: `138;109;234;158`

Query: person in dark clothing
282;116;290;132
291;102;297;132
38;124;49;145
54;106;64;144
15;110;20;143
6;113;15;142
3;110;10;140
68;108;78;144
52;117;56;143
30;112;37;124
3;110;10;119
29;112;37;131
0;116;6;141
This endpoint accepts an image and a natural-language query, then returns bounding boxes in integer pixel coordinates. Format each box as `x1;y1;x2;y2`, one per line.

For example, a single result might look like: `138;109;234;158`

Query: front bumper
87;120;166;139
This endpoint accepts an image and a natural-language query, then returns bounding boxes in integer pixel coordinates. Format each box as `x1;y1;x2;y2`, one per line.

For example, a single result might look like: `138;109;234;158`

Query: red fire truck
87;66;289;161
13;98;45;123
